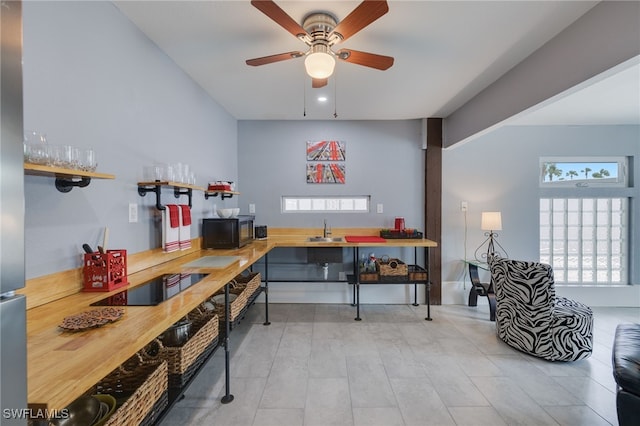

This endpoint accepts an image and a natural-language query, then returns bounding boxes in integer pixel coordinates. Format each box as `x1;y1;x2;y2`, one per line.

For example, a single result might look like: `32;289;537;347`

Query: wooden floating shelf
137;181;205;210
24;163;115;180
24;163;115;193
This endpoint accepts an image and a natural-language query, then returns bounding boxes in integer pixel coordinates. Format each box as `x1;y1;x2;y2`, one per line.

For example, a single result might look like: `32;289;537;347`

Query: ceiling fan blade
312;78;328;88
330;0;389;43
337;49;394;70
251;0;309;39
246;51;304;66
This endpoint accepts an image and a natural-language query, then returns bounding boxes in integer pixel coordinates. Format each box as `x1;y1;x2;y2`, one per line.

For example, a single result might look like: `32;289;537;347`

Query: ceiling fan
246;0;394;88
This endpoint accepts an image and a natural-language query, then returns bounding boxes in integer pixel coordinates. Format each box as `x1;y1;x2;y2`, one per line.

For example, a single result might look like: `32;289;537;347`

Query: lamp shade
481;211;502;231
304;45;335;79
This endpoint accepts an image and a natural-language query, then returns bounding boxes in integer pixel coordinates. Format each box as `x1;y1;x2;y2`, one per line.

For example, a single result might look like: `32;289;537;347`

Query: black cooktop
91;273;208;306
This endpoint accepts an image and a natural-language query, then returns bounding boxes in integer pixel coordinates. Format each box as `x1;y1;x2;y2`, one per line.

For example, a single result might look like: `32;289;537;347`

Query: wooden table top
26;230;437;410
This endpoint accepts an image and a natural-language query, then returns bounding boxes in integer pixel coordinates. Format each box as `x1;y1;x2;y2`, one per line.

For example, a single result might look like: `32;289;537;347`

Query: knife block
83;249;128;292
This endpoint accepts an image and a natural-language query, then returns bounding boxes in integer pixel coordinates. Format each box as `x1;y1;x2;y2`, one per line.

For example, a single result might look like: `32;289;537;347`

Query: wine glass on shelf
24;131;48;164
81;149;97;172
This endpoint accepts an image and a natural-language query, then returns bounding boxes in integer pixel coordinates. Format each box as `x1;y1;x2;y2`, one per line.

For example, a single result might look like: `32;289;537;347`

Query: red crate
83;249;128;292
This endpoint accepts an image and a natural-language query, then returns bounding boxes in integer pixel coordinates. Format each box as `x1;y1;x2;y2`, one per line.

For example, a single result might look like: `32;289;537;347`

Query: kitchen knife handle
103;227;109;251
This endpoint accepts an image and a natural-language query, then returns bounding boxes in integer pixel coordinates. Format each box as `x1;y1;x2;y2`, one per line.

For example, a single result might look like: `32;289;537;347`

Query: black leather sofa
612;323;640;426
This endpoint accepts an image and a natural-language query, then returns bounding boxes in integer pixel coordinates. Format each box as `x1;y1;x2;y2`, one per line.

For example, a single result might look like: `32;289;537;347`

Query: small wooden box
408;265;428;281
378;258;408;276
359;272;380;283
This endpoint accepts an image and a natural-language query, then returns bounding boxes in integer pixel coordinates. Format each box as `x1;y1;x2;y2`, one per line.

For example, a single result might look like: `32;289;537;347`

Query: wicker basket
233;272;261;298
378;258;408;276
211;272;261;323
408;265;428;282
92;354;168;426
142;308;219;389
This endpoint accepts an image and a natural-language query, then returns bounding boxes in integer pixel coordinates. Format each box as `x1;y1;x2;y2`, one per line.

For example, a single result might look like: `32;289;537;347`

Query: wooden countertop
26;229;436;410
265;227;438;248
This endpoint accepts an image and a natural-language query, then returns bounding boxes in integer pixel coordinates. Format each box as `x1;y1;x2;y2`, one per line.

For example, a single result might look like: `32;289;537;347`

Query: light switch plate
249;203;256;214
376;203;383;213
128;203;138;223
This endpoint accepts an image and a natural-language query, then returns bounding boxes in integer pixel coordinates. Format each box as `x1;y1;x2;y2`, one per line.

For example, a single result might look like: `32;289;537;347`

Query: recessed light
317;96;328;102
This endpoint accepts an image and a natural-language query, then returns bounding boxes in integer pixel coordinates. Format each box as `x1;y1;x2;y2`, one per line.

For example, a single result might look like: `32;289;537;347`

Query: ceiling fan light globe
305;52;335;79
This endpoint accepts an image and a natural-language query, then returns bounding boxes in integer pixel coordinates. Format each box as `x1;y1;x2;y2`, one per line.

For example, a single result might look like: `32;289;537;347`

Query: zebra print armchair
488;256;593;361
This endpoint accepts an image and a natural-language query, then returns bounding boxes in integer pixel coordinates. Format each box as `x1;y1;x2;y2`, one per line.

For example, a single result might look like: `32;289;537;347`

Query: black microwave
202;215;254;249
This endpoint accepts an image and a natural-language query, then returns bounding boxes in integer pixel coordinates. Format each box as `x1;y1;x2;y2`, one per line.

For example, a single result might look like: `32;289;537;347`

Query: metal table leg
351;247;357;306
221;281;234;404
263;253;270;326
354;247;362;321
355;282;361;321
412;246;419;306
425;247;432;321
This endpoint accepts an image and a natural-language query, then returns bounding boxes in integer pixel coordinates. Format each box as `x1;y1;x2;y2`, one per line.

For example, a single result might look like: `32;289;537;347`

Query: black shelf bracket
138;183;165;210
174;186;193;207
137;181;194;210
55;177;91;193
204;191;234;200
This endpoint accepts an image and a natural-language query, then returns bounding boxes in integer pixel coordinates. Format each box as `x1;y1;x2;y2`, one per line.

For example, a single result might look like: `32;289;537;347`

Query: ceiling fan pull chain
303;76;307;117
334;73;338;119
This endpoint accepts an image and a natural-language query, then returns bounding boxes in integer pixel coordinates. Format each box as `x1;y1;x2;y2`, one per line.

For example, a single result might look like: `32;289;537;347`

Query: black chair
468;263;496;321
613;323;640;426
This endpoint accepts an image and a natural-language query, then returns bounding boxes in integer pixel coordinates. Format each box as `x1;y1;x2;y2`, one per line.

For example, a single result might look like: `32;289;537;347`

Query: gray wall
238;119;427;304
238;120;425;230
239;121;640;306
22;1;238;278
442;124;640;306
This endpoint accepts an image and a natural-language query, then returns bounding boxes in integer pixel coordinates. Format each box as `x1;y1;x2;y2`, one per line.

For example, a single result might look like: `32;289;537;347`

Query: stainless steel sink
306;236;343;242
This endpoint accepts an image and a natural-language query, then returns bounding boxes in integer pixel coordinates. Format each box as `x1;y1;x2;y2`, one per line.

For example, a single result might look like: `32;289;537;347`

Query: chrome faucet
323;219;331;238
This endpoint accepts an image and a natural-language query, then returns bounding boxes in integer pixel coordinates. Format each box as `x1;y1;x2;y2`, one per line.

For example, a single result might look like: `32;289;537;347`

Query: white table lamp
475;211;507;262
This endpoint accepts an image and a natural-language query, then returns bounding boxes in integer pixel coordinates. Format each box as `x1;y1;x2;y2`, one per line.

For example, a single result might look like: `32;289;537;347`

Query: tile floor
159;302;639;426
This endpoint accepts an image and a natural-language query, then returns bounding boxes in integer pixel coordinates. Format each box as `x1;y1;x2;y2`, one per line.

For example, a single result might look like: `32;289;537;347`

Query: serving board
182;256;241;269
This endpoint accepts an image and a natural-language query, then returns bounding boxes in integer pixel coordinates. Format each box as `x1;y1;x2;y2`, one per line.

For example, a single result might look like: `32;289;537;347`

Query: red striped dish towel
179;204;192;250
163;204;180;252
180;204;192;226
167;204;180;228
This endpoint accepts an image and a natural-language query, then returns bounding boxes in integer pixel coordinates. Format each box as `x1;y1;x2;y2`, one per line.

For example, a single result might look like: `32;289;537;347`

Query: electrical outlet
461;201;468;212
249;203;256;214
376;203;383;213
128;203;138;223
338;271;347;281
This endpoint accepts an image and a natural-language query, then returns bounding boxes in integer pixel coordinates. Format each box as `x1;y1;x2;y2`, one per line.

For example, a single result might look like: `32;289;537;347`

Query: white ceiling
114;1;639;126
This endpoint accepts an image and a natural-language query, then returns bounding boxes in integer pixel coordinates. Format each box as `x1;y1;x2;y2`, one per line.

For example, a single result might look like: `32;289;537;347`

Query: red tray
345;236;387;243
